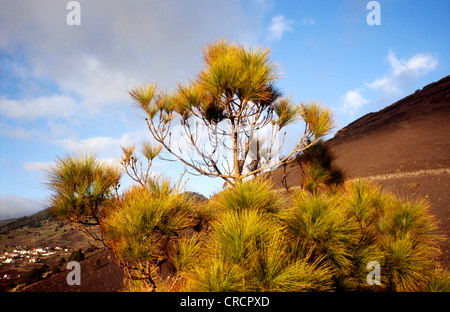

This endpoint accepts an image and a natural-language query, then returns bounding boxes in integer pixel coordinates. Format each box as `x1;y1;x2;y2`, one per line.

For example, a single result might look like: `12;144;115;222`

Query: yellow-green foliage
421;268;450;292
98;176;446;292
374;196;441;291
341;180;443;291
178;179;334;292
211;178;286;214
297;139;346;194
102;178;197;290
168;235;203;273
173;178;446;292
46;153;121;225
199;40;279;104
282;191;359;280
301;101;334;139
104;180;196;259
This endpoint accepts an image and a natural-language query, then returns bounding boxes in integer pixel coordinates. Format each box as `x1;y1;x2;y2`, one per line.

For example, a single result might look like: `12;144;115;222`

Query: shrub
48;171;446;292
281;190;359;289
176;179;335;292
175;179;446;292
68;248;84;262
102;178;198;291
421;268;450;292
210;178;286;215
58;257;66;266
51;265;61;274
341;179;443;291
21;268;43;285
182;205;333;292
296;140;346;194
45;153;122;243
20;265;49;286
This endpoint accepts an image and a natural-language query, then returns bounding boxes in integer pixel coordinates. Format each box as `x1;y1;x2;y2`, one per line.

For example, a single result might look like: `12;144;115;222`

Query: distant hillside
0;209;92;252
0;210;52;235
0;209;97;292
0;219;15;227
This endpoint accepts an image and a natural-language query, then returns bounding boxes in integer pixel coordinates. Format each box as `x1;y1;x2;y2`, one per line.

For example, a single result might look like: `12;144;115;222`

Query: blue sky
0;0;449;219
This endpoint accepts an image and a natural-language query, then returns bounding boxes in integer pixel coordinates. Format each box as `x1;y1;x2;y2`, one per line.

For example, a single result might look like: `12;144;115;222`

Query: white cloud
301;17;316;25
23;157;124;174
387;50;437;76
0;194;44;220
0;0;268;144
23;161;55;172
0;0;271;206
45;121;74;140
55;133;134;157
267;15;293;41
366;76;400;94
342;89;368;116
0;123;31;139
100;157;125;171
0;0;263;105
52;128;150;156
366;50;438;95
0;95;76;120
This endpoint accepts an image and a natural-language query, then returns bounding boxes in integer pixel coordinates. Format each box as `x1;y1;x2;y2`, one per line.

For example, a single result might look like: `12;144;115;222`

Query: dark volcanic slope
332;75;450;142
272;75;450;187
21;248;124;292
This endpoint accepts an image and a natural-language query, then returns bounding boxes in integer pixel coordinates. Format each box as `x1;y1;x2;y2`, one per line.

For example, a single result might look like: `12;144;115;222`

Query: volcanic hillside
271;75;450;268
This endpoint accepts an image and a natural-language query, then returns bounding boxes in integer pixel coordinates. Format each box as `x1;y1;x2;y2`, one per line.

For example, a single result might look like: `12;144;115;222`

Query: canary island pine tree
45;153;121;244
129;39;334;186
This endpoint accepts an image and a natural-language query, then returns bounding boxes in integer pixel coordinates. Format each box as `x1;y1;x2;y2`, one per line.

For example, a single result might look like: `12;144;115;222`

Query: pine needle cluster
45;153;121;243
166;178;446;292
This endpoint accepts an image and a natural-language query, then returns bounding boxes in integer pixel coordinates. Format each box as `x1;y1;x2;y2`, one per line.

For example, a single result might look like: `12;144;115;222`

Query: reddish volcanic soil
20;248;124;292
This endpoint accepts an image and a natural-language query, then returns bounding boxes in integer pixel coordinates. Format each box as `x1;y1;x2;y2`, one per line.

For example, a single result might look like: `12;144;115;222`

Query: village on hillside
0;245;70;281
1;246;69;264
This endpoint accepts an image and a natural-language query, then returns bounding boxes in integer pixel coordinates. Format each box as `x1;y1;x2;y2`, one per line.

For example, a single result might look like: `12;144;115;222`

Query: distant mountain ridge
0;210;52;235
